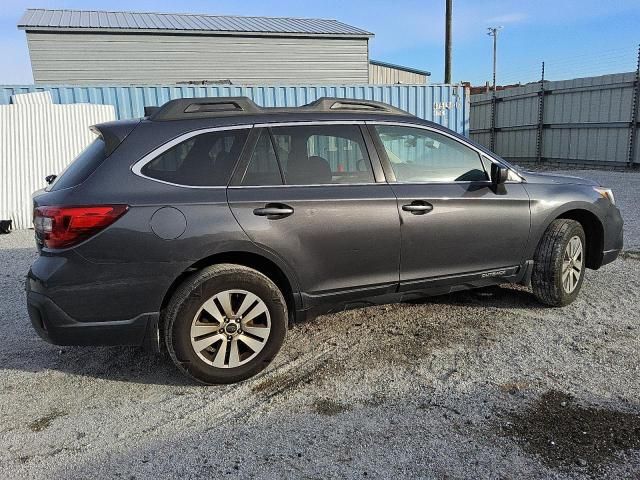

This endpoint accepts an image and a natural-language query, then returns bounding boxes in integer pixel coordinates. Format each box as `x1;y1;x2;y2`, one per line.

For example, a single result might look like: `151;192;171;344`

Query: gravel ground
1;170;638;479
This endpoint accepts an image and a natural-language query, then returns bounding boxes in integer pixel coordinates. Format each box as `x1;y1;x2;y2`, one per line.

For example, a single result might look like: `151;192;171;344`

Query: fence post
628;45;640;167
535;62;546;164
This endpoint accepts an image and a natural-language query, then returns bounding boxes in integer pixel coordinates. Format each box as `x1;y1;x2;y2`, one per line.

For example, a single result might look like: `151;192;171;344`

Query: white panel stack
0;92;115;229
10;90;53;105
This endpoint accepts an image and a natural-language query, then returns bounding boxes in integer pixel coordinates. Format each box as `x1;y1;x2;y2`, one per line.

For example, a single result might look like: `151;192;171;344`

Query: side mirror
490;163;509;186
45;174;57;185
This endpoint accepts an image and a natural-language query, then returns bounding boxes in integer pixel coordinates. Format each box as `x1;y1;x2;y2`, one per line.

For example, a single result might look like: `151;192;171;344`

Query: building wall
369;63;428;84
26;32;370;85
470;72;639;167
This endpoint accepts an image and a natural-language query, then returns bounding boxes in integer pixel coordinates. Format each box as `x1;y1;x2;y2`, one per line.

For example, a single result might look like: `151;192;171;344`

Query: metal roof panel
17;8;373;37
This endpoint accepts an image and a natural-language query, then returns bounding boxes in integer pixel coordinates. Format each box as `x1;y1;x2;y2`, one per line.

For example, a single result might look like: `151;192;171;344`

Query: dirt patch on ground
312;399;350;416
28;410;67;433
619;250;640;261
501;390;640;474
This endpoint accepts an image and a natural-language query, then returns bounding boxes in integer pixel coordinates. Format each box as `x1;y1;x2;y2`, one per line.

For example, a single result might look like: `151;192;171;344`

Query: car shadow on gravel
4;341;194;386
408;284;547;310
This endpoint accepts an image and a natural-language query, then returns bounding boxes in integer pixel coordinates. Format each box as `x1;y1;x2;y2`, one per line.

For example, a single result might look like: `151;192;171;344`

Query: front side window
141;129;249;186
270;125;375;185
374;125;488;183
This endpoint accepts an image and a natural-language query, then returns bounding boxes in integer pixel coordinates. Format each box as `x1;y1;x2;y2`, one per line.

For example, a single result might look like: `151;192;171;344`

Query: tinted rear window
141;129;249;186
49;138;107;191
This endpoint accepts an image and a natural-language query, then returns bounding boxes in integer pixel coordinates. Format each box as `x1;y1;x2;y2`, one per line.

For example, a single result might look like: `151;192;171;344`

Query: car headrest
287;155;332;184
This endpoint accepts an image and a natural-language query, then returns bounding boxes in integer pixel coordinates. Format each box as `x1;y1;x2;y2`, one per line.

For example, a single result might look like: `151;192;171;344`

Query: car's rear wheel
164;264;287;384
531;219;586;306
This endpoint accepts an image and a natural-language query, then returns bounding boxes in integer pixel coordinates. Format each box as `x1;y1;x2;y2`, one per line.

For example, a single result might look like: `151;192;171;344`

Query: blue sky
1;0;639;85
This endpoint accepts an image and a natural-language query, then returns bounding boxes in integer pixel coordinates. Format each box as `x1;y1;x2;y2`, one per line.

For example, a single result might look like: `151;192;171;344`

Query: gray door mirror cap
491;163;509;185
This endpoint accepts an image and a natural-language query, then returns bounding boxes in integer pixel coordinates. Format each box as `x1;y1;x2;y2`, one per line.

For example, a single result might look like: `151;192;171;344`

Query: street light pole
444;0;452;83
487;26;503;91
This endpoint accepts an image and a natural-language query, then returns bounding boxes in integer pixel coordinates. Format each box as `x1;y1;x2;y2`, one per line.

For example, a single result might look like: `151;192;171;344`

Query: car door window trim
131;124;253;189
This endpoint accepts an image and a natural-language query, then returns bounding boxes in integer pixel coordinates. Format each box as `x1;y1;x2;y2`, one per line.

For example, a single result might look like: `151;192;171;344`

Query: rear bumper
26;286;157;347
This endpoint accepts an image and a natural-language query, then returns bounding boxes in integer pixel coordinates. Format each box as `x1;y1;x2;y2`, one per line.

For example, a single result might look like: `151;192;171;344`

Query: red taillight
33;205;129;249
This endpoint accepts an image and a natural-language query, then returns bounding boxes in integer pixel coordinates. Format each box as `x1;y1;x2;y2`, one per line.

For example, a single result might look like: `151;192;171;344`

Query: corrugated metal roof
18;8;373;38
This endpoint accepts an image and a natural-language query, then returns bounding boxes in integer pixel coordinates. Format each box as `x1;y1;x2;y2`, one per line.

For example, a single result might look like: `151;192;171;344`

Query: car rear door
368;122;531;290
227;123;401;307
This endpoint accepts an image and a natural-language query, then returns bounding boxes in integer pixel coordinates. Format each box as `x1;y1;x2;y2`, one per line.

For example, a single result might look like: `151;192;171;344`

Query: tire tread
531;219;584;306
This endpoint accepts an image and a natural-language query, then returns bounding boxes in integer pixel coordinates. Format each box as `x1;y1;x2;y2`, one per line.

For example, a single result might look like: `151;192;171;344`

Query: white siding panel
27;32;369;84
369;64;428;84
11;91;53;104
0;103;115;228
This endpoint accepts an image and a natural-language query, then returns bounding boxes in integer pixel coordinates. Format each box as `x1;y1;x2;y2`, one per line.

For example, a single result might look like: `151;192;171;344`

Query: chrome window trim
366;121;524;184
228;182;382;189
131;124;253;189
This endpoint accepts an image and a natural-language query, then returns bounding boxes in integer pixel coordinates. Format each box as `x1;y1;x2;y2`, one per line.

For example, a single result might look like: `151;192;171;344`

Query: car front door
227;123;401;307
368;122;531;290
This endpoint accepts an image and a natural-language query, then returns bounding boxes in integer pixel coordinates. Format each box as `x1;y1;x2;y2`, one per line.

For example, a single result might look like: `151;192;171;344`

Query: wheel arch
160;250;301;331
553;208;604;269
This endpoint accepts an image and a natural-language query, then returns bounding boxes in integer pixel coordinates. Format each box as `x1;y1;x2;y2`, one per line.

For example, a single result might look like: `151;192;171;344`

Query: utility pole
444;0;452;83
487;26;503;91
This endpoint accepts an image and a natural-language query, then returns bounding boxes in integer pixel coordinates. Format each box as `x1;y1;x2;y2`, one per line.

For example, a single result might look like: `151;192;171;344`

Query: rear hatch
32;119;140;250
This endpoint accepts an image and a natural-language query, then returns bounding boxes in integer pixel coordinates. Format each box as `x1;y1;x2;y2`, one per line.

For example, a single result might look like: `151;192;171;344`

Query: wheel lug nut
227;335;232;341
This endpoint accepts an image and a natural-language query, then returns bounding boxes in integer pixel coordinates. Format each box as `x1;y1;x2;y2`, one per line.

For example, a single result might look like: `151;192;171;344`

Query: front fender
523;183;610;261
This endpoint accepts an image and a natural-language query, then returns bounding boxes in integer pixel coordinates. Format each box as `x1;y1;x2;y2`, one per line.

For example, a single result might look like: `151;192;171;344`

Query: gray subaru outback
27;97;623;384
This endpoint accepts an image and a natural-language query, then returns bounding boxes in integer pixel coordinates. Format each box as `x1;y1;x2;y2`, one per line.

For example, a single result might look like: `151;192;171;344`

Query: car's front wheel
531;219;586;306
164;264;287;384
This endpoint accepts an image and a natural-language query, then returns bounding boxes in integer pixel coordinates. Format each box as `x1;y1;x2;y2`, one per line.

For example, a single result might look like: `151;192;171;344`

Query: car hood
519;171;598;186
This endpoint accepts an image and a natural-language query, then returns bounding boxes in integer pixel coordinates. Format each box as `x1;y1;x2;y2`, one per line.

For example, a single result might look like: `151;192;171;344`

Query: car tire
531;219;586;307
164;264;287;384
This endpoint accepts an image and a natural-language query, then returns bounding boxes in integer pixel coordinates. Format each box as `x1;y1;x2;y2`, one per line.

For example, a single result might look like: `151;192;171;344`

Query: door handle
253;204;294;218
402;201;433;214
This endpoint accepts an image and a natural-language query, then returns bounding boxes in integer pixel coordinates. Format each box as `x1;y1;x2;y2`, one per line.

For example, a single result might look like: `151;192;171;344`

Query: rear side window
269;125;375;185
49;138;107;191
141;129;249;186
241;131;283;186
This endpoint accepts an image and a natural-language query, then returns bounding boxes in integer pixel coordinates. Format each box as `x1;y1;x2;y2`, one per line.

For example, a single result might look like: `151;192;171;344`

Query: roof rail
148;95;412;121
143;106;160;117
150;97;260;121
303;97;410;115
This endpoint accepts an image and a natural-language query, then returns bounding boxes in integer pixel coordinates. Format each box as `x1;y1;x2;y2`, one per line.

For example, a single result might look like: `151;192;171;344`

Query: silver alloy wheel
562;235;583;294
190;289;271;368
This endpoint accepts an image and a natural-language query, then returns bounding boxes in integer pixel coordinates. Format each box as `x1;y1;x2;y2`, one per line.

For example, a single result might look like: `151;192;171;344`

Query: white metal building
18;8;375;85
369;60;430;84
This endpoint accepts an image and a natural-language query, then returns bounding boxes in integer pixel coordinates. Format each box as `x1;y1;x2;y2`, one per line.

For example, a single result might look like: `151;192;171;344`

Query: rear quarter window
49;138;107;191
140;129;249;187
